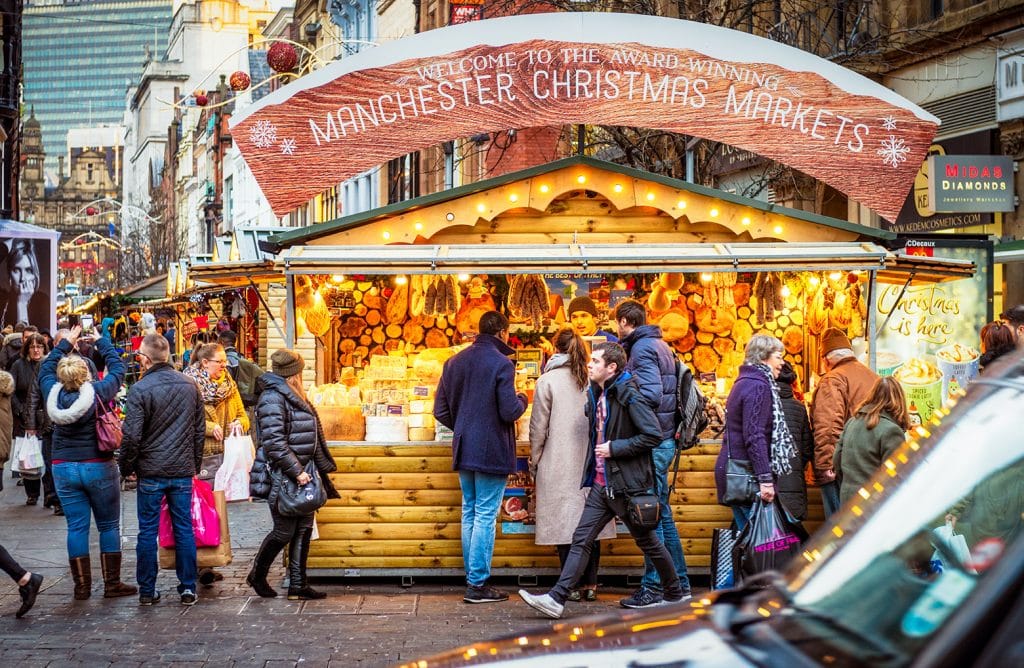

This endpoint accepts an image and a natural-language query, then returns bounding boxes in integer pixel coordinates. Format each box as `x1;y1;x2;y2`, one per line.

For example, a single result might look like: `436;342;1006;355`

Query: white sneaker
518;590;564;619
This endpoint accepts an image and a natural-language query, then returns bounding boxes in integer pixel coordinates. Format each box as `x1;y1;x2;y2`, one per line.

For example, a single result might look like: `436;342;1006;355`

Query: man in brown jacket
810;328;879;518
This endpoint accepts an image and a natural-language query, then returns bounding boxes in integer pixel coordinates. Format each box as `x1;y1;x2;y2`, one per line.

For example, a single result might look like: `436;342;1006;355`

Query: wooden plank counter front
308;441;824;577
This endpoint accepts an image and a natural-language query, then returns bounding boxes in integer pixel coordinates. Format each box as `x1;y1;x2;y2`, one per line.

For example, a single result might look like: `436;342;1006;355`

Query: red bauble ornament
85;206;97;216
195;94;209;106
267;42;298;73
229;70;250;91
847;273;859;284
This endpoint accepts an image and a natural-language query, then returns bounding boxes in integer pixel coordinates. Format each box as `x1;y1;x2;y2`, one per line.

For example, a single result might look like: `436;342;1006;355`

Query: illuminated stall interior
261;156;972;577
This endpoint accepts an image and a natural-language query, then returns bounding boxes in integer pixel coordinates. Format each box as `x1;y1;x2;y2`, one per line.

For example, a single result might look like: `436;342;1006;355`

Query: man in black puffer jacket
120;333;206;606
519;342;685;619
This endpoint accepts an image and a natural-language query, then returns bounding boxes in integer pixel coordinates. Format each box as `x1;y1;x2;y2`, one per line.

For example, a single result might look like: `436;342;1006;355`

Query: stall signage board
230;13;938;222
927;155;1014;213
873;236;992;407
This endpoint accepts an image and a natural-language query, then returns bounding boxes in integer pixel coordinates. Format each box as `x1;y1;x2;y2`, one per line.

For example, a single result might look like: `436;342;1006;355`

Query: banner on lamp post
230;13;939;222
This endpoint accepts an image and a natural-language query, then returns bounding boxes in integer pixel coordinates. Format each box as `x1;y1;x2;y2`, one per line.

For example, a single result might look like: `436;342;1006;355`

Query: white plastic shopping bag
932;521;975;573
12;435;44;476
214;425;256;501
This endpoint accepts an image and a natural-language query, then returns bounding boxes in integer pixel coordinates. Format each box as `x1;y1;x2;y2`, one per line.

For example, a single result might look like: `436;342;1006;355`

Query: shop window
388;153;420;205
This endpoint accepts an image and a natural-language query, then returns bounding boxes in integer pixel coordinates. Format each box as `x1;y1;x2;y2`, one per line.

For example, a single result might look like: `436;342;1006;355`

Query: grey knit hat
271;349;305;378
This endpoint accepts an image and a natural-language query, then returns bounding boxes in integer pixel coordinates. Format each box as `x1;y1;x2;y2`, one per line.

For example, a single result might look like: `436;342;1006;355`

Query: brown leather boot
100;552;138;598
69;556;92;600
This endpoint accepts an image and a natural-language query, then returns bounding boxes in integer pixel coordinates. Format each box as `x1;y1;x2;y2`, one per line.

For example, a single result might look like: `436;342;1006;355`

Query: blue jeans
820;481;841;518
732;504;752;531
52;461;122;558
136;477;197;596
458;470;507;587
640;438;691;594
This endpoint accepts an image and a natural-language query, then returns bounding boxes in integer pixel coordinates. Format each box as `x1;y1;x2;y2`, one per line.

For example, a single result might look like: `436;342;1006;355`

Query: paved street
0;467;696;667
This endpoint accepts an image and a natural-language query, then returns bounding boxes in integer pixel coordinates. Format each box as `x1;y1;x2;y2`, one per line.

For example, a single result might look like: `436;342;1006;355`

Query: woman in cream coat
529;328;616;602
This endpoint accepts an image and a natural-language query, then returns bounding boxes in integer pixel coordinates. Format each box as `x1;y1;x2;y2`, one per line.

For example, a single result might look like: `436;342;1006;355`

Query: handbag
11;435;45;478
94;397;123;453
711;524;740;590
274;459;327;517
719;435;758;506
625;493;661;532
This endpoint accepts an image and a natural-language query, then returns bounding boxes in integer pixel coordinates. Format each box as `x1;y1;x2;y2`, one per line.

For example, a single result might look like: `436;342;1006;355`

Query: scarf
184;365;233;404
754;363;797;476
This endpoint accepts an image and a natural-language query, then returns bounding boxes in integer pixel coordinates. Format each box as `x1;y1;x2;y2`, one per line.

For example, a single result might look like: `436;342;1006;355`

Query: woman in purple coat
715;334;798;529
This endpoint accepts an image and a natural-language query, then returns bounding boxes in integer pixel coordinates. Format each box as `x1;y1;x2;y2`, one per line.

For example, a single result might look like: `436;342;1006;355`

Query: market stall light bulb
382;230;391;240
646;192;656;201
413;221;423;232
809;275;820;287
677;200;686;209
709;207;719;217
700;272;713;283
476;203;486;213
331;274;345;284
508;193;518;203
445;212;455;221
829;271;842;281
741;216;751;225
539;184;550;193
780;285;791;297
457;273;470;282
613;183;623;193
773;224;783;234
577;175;586;184
395;275;408;286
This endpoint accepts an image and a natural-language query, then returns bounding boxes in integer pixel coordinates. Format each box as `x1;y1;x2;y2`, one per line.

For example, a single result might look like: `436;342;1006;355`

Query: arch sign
231;13;939;222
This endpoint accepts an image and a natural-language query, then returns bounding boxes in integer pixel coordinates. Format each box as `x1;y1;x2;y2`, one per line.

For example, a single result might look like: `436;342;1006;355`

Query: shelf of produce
308;440;823;576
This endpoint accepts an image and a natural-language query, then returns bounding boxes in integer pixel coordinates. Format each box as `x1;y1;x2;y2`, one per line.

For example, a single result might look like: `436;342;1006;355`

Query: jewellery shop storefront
263;156;974;579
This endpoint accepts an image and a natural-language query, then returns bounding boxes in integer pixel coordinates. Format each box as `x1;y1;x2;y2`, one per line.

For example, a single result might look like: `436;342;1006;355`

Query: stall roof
995;239;1024;264
188;260;278;286
278;242;892;275
877;253;977;285
262;156;896;252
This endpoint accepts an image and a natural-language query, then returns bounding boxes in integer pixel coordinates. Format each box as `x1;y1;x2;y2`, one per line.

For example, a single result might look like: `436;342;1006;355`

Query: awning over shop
277;242;894;275
876;253;977;285
995;239;1024;264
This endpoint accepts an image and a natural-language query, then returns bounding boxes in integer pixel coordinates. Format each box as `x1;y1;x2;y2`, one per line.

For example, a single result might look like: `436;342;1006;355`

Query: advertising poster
500;457;535;535
874;235;993;415
0;221;59;334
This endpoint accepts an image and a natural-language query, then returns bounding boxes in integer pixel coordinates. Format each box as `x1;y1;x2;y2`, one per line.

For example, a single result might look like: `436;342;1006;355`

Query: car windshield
774;354;1024;666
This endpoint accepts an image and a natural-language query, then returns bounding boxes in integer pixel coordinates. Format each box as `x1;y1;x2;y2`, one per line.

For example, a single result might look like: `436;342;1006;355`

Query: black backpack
673;358;710;451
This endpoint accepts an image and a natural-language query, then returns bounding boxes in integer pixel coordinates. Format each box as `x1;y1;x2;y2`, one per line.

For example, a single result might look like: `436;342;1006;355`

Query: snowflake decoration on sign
881;116;898;131
877;135;911;168
280;138;297;156
249;120;278;149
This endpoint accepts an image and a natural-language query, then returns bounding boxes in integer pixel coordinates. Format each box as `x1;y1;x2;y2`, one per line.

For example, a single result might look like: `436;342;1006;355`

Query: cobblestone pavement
0;467;700;667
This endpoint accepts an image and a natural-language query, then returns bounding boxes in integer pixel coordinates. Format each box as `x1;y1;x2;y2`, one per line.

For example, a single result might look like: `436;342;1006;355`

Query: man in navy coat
435;311;528;604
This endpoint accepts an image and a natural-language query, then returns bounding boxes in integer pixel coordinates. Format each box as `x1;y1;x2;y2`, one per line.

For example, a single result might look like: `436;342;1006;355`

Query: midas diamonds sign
231;13;939;221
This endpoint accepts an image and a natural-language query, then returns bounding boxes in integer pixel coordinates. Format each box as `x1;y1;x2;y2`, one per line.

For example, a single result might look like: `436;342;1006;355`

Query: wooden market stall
260;156;972;579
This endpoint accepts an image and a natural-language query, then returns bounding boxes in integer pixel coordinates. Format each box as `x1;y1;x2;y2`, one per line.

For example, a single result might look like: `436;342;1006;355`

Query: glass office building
23;0;173;175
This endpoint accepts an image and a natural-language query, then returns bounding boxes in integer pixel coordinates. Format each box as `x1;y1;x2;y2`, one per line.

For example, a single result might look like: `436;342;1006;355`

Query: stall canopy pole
874;272;915;340
867;270;878;371
248;279;286;341
285;274;296;348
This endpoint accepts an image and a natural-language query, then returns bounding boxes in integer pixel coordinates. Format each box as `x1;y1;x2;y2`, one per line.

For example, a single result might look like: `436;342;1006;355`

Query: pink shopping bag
158;478;221;548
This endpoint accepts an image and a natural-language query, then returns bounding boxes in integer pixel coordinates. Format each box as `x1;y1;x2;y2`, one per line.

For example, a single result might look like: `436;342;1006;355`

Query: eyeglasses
135;352;151;361
207;358;228;365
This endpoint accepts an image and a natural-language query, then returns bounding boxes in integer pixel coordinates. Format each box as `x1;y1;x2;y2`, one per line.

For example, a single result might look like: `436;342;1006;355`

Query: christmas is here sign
231;13;939;222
